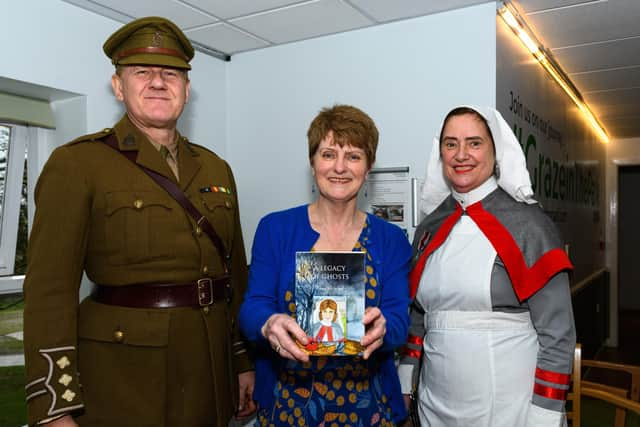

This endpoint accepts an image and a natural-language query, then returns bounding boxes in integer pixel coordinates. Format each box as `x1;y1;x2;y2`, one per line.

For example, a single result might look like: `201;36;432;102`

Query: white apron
416;215;538;427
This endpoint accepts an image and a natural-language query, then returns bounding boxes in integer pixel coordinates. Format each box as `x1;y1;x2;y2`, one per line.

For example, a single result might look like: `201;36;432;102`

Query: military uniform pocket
77;298;169;425
104;191;176;265
78;297;170;346
201;192;235;251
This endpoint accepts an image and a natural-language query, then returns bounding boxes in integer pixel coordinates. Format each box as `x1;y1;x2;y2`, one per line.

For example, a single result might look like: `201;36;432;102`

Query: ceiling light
497;1;609;143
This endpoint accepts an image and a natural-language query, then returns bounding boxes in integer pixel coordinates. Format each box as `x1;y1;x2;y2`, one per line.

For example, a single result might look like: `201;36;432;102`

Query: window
0;125;9;234
0;124;27;281
0;123;31;373
0;92;56;427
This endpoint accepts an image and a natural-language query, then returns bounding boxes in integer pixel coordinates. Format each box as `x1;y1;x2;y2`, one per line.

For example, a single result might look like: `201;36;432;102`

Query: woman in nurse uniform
399;106;576;427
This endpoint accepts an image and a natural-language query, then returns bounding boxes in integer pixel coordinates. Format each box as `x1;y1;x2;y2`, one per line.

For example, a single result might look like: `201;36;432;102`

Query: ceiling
62;0;640;140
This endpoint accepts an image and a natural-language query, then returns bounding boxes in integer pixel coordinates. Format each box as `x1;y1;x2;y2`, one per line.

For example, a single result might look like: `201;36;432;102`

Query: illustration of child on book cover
311;297;345;343
295;251;365;356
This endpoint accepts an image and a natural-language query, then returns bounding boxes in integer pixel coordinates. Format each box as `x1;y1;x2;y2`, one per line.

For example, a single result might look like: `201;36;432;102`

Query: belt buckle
197;278;214;306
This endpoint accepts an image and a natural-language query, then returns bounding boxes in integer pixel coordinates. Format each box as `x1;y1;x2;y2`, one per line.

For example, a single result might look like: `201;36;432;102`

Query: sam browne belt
92;276;231;309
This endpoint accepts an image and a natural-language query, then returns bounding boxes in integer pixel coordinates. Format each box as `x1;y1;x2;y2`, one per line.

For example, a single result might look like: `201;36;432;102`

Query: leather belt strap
101;134;231;274
92;277;231;308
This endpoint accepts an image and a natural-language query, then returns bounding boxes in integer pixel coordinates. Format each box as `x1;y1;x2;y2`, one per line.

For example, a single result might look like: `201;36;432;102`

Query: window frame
0;123;38;294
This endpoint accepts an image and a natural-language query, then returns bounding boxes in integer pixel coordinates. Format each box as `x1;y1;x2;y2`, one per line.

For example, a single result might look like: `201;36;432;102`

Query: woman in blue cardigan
239;105;411;426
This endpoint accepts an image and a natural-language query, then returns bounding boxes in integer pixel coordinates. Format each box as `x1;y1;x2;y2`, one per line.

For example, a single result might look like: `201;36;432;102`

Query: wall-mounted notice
360;167;411;238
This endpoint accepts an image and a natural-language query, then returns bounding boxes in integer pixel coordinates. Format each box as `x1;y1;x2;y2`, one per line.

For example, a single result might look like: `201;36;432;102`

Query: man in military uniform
23;16;255;426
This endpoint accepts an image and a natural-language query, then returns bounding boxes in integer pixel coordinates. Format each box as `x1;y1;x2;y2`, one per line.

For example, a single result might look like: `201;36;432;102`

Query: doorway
618;165;640;311
616;165;640;362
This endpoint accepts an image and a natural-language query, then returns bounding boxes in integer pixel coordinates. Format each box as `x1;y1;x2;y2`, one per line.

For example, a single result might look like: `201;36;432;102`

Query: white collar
452;177;498;209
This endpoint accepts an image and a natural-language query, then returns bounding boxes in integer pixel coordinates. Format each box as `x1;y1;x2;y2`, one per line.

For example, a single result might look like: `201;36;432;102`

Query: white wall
3;0;497;260
1;0;227;155
228;3;497;254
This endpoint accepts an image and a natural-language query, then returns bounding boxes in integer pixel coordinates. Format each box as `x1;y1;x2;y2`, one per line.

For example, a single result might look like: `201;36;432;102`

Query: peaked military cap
103;16;194;70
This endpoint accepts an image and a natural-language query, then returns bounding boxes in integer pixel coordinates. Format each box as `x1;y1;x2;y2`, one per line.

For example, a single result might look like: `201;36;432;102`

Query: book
295;251;366;356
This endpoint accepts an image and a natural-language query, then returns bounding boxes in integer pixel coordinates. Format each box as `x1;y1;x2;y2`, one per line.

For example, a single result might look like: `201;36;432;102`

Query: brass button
225;200;232;209
202;266;209;275
133;199;143;209
114;330;124;343
195;226;202;236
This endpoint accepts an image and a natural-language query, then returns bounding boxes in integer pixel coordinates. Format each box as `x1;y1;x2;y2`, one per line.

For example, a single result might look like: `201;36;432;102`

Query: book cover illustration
295;251;366;356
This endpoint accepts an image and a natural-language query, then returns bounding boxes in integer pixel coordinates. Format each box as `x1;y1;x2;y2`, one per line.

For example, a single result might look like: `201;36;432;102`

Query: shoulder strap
102;134;230;273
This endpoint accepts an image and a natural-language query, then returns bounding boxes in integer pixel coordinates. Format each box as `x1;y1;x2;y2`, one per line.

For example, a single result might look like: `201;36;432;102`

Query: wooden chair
581;387;640;427
566;343;582;426
582;358;640;402
567;343;640;427
581;356;640;427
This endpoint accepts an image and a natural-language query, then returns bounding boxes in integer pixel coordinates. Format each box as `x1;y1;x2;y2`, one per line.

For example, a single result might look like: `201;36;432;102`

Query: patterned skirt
256;357;395;427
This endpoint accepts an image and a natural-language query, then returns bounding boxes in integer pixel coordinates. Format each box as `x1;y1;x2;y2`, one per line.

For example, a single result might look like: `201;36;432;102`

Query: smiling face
311;130;369;204
111;65;190;130
440;113;496;194
321;307;336;322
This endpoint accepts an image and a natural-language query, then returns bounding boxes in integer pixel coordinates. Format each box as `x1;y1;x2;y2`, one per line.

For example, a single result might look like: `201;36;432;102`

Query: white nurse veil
420;105;536;215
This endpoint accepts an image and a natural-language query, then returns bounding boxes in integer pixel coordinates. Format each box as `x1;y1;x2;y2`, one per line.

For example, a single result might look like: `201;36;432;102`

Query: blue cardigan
239;204;411;421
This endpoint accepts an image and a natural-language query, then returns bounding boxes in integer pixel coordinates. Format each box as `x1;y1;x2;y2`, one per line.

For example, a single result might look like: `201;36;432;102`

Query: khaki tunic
23;115;251;426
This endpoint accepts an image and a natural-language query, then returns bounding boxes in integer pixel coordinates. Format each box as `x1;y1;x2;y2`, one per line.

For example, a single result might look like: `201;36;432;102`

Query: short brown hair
307;105;378;169
318;299;338;322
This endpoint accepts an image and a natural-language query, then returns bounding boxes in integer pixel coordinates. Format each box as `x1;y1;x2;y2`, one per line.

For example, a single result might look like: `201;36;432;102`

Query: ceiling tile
230;0;373;44
586;87;640;117
186;23;270;55
181;0;304;20
601;113;640;125
553;37;640;73
517;0;599;14
572;66;640;92
92;0;217;28
348;0;491;22
62;0;132;22
523;0;640;48
599;115;640;139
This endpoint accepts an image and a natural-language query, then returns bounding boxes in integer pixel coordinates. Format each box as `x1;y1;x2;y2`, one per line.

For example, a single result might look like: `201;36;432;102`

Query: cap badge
152;31;163;47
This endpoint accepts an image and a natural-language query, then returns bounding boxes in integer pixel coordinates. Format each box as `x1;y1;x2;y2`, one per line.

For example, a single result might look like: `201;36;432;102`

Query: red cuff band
535;367;571;385
403;348;422;359
407;335;424;346
534;382;567;401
